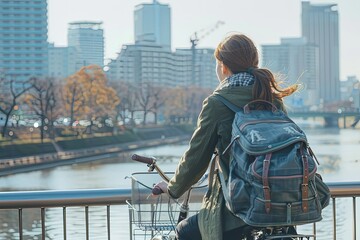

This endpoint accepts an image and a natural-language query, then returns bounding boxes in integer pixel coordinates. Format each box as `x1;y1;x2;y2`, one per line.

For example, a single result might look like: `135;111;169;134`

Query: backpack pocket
228;176;251;215
244;180;322;227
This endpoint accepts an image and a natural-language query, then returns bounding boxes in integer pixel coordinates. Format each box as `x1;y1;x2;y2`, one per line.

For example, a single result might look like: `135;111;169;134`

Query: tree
0;75;32;138
136;83;168;125
163;87;188;123
24;78;58;142
184;86;212;124
151;85;167;125
111;81;138;127
63;65;120;134
163;86;212;124
63;72;86;126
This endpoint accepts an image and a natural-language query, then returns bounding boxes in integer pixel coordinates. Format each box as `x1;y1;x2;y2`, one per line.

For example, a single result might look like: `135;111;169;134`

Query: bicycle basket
127;172;203;232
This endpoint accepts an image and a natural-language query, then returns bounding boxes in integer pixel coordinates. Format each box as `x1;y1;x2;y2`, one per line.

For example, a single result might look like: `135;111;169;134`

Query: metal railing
0;182;359;240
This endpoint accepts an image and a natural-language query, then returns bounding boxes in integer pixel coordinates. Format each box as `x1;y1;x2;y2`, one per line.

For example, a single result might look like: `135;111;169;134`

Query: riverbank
0;126;192;176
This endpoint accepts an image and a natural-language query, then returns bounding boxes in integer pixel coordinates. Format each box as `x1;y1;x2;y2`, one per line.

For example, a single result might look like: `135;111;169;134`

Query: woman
154;33;298;240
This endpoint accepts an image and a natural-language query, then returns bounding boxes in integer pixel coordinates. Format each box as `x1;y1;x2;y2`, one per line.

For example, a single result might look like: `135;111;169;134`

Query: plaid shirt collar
217;72;255;90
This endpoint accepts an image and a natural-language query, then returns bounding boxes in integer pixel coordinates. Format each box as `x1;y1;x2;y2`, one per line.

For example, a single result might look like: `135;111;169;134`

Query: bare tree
137;82;155;125
25;78;57;143
110;81;138;127
126;83;140;125
0;75;32;138
184;86;212;124
150;85;167;125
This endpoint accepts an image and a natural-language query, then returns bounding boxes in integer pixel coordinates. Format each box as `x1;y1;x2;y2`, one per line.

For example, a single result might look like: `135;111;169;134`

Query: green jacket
168;84;285;240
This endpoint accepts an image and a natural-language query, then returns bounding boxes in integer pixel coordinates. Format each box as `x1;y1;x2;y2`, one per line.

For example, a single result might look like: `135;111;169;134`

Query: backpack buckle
301;183;309;212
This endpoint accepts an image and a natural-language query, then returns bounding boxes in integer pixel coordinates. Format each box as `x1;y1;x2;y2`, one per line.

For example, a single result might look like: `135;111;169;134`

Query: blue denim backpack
214;95;330;227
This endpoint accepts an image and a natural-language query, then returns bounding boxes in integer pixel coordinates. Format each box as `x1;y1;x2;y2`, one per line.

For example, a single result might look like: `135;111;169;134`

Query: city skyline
48;0;360;80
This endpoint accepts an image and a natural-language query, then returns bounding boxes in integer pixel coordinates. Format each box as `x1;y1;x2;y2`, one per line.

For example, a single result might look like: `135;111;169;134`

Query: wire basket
127;172;205;239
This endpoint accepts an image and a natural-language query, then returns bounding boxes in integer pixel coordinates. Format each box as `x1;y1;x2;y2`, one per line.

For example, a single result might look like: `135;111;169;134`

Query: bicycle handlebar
131;153;171;182
131;154;154;165
152;185;164;195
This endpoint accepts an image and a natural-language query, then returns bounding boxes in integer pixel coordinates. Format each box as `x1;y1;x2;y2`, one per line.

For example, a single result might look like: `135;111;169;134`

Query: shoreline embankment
0;126;192;176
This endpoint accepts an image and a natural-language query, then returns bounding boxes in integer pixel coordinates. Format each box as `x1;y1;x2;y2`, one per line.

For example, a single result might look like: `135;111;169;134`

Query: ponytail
252;68;298;103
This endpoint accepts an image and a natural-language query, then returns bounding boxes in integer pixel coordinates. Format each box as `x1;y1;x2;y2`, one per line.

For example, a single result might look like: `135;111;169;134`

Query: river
0;127;359;239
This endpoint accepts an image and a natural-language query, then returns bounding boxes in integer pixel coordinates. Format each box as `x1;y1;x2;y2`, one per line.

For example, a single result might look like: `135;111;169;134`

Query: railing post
41;207;46;240
107;205;111;240
18;208;23;240
63;207;67;240
353;197;357;240
332;198;336;240
85;206;89;240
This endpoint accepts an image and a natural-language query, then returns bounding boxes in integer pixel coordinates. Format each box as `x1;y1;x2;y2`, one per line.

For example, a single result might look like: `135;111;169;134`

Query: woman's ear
222;64;232;76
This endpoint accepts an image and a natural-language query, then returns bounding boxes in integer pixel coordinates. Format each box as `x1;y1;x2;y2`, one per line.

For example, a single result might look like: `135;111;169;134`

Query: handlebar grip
131;154;154;165
152;186;164;195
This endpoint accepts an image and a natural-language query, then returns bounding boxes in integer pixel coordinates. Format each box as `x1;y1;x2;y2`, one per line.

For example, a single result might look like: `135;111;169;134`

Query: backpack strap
213;154;233;207
300;146;309;212
262;153;272;214
213;94;242;113
207;152;219;199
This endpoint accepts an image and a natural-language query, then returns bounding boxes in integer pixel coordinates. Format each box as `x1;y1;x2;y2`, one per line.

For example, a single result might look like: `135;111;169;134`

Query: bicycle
127;154;315;240
127;154;207;240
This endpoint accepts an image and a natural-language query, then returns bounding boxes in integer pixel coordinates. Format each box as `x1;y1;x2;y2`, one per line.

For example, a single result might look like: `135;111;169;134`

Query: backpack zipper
239;119;293;131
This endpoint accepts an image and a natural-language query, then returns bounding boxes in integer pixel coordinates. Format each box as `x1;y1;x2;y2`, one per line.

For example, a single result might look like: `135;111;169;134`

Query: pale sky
48;0;360;80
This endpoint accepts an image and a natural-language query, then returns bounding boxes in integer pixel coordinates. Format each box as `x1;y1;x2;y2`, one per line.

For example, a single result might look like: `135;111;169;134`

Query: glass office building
0;0;48;81
134;0;171;50
68;21;104;71
302;2;340;103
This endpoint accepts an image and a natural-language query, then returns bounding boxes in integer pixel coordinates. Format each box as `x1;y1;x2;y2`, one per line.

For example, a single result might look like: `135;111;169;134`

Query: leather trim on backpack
262;153;272;213
301;146;309;212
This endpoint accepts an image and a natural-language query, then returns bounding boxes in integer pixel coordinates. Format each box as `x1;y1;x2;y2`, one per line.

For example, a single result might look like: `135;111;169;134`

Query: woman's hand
152;181;168;195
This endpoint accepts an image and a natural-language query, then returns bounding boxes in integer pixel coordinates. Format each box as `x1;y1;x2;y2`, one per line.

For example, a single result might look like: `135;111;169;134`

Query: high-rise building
176;48;217;88
302;1;340;104
262;37;319;108
0;0;48;81
48;43;76;79
107;43;217;89
108;0;217;89
134;0;171;50
68;21;104;71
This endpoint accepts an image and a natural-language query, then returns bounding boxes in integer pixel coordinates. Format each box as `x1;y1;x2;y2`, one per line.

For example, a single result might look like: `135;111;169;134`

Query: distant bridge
288;111;360;128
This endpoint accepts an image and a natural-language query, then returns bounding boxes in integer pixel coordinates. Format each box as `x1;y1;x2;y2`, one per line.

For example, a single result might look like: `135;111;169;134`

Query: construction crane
190;21;225;82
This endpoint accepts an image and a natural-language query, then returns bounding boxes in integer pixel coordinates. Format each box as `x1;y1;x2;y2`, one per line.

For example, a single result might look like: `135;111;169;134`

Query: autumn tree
163;87;188;123
0;75;32;138
63;65;120;134
63;72;86;126
163;86;212;124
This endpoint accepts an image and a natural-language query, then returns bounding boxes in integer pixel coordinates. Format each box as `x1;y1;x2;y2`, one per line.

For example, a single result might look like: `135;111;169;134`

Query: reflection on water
0;128;359;239
316;154;341;174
